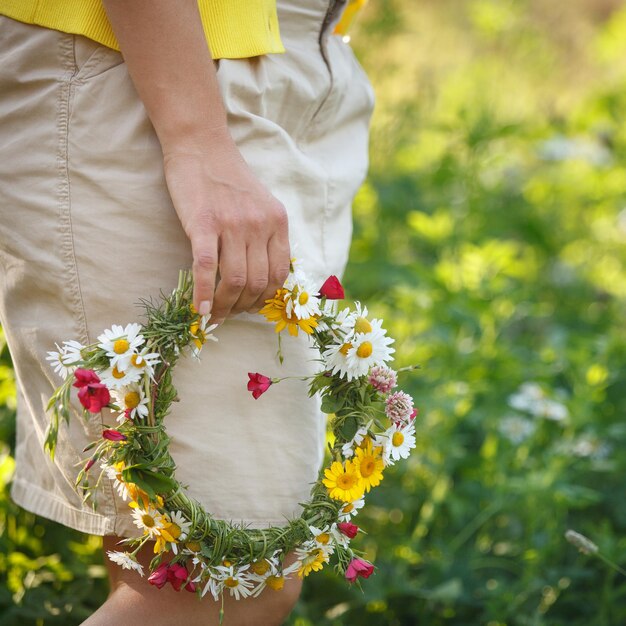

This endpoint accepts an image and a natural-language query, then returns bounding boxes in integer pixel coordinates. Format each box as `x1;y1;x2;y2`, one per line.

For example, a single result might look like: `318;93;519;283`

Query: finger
253;232;291;311
210;235;247;324
232;241;269;314
190;232;219;316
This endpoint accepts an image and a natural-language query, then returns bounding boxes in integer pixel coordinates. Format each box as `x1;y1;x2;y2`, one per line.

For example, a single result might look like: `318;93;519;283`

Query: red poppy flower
337;521;359;538
345;557;374;583
247;372;272;399
78;382;111;413
318;275;345;300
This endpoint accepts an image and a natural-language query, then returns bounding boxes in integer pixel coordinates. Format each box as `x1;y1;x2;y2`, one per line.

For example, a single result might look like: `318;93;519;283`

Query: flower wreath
45;261;418;615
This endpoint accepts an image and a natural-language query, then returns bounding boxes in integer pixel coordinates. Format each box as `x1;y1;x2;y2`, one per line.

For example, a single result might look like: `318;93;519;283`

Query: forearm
101;0;290;320
102;0;234;154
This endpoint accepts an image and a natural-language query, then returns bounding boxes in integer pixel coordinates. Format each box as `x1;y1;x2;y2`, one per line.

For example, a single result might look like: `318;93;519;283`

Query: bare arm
102;0;291;322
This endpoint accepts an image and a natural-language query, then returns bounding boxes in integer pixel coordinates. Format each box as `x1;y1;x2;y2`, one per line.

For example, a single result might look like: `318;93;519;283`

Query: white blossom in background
538;134;612;167
571;434;611;460
507;382;569;422
498;415;537;444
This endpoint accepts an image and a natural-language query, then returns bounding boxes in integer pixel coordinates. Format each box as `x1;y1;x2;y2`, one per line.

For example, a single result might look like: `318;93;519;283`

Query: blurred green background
3;0;626;624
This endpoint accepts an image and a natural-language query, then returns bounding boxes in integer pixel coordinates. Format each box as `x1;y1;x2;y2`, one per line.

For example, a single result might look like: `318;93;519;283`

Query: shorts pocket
72;34;124;82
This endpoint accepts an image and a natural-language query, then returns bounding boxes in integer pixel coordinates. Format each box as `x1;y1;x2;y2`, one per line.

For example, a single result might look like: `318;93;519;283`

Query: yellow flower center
130;354;145;368
113;339;130;354
222;560;232;567
124;391;140;409
266;575;284;591
185;541;201;552
141;514;155;528
339;342;352;356
112;366;126;379
189;303;198;314
357;341;373;358
337;473;358;489
354;317;372;334
224;577;239;588
250;560;270;576
316;532;330;545
360;456;376;478
392;432;405;447
298;291;309;305
342;503;354;513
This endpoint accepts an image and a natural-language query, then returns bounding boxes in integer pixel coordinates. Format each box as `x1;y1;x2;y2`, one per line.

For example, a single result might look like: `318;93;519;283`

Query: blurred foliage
3;0;626;624
291;0;626;624
0;331;108;625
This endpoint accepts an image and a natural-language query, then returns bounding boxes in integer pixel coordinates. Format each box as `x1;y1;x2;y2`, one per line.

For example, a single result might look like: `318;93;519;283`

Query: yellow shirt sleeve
0;0;285;59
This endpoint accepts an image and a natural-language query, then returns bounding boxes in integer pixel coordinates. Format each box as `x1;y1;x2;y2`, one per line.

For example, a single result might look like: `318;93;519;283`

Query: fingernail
198;300;212;316
211;318;225;326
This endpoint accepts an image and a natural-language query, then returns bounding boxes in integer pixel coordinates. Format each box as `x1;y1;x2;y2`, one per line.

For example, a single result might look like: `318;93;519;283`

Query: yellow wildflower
259;288;319;336
354;442;385;492
322;459;365;502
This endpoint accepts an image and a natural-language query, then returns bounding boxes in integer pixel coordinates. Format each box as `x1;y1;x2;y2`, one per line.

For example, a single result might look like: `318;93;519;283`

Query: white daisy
99;363;143;390
100;461;129;499
190;315;219;359
379;421;416;465
114;480;130;501
338;497;365;522
329;523;351;548
112;382;149;422
97;323;145;370
308;525;337;557
285;540;330;577
342;420;373;458
248;552;284;597
324;319;395;381
322;340;353;379
106;551;144;576
285;279;322;320
201;573;223;601
46;343;71;379
100;460;119;482
212;564;255;600
46;340;85;379
283;255;307;291
128;349;161;380
61;339;85;367
344;320;395;378
345;302;370;331
168;510;192;540
131;504;165;538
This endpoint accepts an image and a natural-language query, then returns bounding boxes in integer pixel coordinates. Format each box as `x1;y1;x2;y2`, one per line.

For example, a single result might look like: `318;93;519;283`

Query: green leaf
339;415;359;440
122;468;177;499
321;395;345;414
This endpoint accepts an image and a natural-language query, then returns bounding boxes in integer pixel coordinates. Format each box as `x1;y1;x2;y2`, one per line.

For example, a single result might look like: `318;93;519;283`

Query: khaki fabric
0;0;373;537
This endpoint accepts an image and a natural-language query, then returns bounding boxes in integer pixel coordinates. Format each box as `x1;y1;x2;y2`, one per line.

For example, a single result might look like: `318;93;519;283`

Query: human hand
163;139;291;325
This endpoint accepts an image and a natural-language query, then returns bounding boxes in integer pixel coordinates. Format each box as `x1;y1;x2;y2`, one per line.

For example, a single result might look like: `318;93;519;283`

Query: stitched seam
12;477;111;521
57;34;117;520
11;477;115;535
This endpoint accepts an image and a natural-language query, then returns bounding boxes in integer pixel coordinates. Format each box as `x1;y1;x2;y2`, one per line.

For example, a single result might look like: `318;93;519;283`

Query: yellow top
0;0;285;59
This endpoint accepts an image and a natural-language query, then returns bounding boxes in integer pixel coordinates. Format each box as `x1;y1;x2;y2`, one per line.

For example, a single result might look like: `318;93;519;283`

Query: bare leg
82;536;303;626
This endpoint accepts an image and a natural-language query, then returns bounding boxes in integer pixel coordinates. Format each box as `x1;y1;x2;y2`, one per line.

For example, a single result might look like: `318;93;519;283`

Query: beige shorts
0;1;373;537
